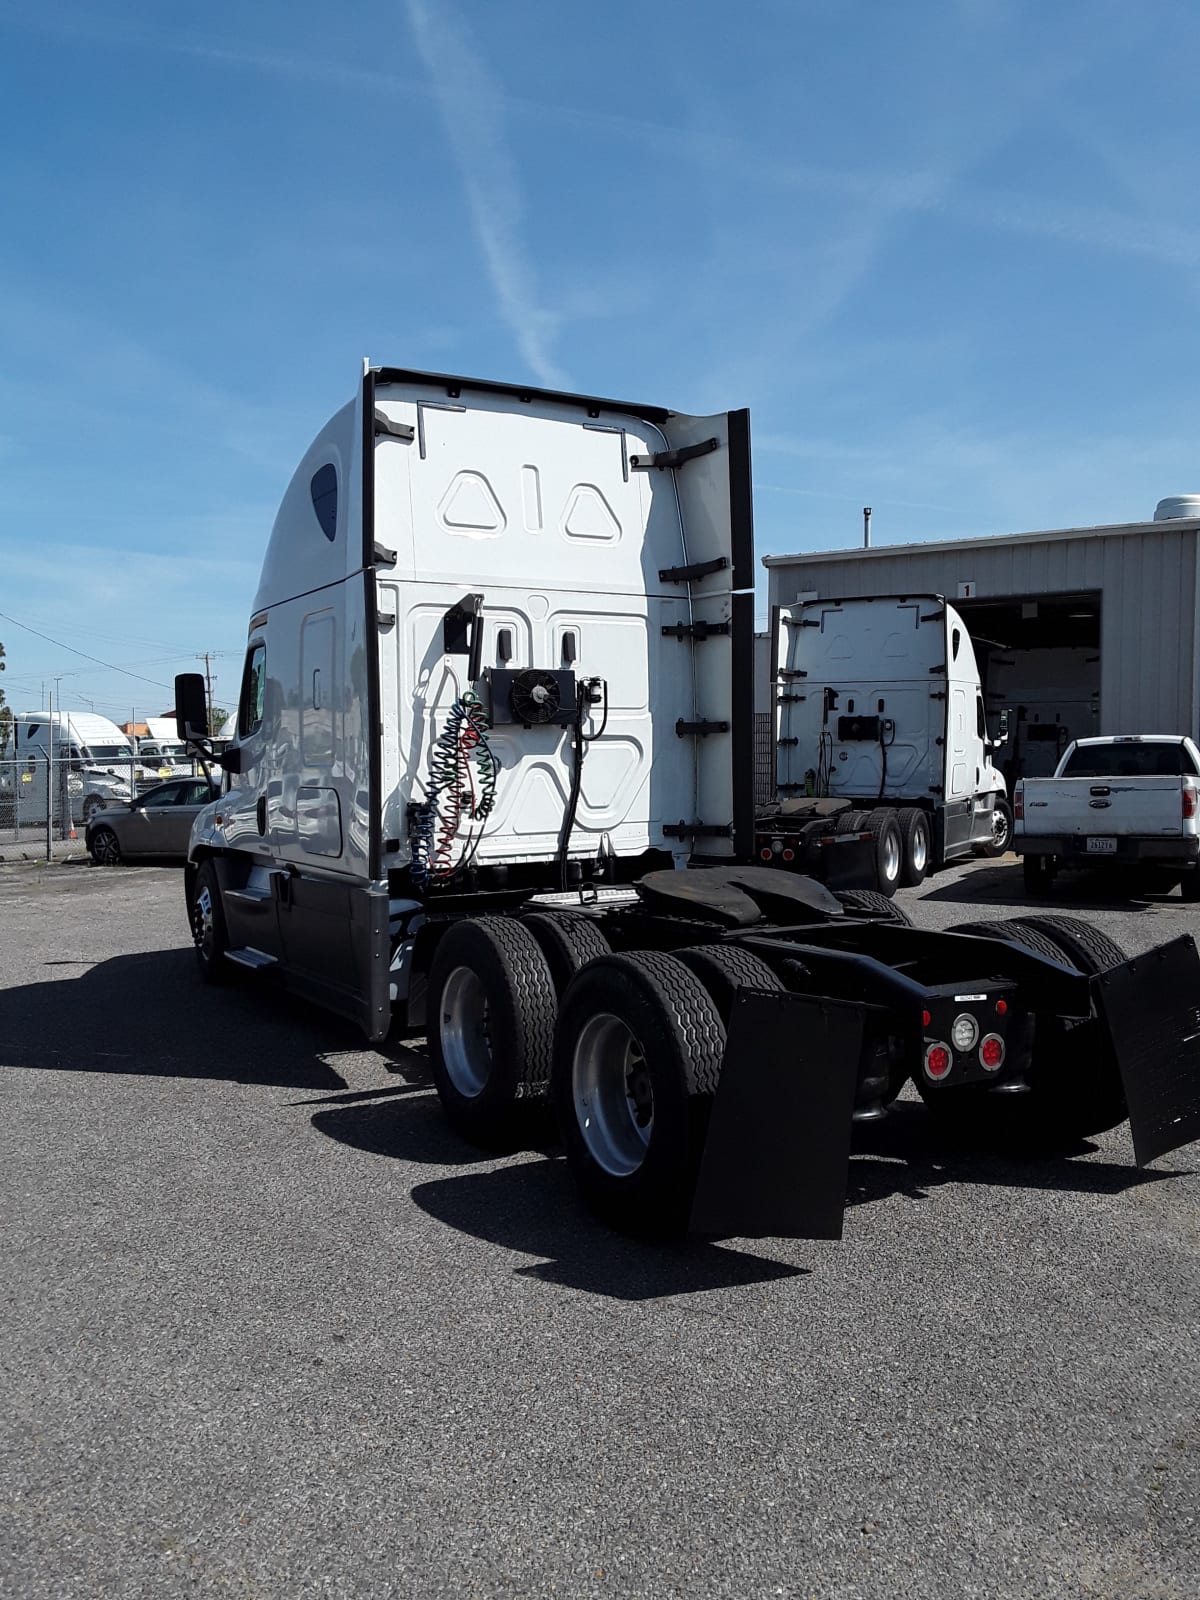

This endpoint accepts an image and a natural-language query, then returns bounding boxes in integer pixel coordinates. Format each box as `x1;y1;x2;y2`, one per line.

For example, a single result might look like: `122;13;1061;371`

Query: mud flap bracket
1093;935;1200;1166
689;990;863;1238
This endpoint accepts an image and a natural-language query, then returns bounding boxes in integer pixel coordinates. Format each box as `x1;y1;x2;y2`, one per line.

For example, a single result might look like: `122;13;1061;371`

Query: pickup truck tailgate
1021;777;1185;836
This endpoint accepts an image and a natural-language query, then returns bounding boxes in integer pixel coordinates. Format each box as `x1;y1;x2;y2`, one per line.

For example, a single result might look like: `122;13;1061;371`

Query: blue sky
2;0;1199;725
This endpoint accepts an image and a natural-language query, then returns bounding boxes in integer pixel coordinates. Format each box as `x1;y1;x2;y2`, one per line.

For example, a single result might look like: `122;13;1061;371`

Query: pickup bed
1015;734;1200;897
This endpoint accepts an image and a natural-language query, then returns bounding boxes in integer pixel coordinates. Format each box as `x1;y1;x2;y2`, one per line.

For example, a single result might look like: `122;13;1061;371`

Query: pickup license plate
1086;836;1118;854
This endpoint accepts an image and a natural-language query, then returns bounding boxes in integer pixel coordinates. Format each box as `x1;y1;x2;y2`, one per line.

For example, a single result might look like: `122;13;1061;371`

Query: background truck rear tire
190;860;231;985
428;916;558;1149
835;888;914;926
1180;870;1200;903
1023;853;1056;896
865;809;903;897
521;911;611;998
675;944;784;1024
835;809;871;834
897;808;931;887
552;951;726;1235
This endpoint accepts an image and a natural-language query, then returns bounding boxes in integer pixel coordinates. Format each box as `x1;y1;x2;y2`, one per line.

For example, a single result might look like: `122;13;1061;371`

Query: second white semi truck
767;595;1012;893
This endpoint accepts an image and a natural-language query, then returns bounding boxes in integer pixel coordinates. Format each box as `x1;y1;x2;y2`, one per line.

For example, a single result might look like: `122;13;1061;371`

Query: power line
4;610;203;655
0;610;172;690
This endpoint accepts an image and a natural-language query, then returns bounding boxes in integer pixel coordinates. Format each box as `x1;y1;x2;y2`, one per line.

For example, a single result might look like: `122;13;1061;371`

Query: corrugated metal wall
766;525;1200;737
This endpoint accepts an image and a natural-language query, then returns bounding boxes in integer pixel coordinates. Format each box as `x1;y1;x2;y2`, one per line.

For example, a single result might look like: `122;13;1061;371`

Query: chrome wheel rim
193;884;215;959
439;966;492;1098
572;1012;653;1177
993;807;1011;851
910;823;928;874
882;829;902;884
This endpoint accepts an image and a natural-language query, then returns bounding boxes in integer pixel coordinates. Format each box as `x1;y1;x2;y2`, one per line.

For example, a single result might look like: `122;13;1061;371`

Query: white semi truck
767;596;1012;892
174;364;1200;1238
4;710;136;823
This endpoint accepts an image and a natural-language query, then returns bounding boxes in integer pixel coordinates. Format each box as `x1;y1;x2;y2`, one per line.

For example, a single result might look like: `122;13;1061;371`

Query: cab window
976;697;986;739
239;644;266;738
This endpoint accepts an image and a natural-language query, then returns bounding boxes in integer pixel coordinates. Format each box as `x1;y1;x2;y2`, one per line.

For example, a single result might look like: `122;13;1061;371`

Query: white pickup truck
1015;734;1200;898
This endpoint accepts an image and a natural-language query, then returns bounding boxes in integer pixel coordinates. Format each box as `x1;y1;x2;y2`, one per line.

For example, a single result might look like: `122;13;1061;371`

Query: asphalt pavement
1;857;1198;1599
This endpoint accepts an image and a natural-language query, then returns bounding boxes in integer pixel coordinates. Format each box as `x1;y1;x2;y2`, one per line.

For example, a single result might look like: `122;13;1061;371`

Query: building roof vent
1153;496;1200;521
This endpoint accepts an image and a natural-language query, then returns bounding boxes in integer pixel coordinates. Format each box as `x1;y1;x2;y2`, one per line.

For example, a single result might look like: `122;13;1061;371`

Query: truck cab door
218;637;285;959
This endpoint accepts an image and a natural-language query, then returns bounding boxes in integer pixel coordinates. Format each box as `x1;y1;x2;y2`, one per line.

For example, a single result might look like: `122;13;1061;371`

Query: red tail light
1184;783;1197;821
979;1034;1005;1071
924;1042;952;1081
759;847;773;860
1014;781;1024;822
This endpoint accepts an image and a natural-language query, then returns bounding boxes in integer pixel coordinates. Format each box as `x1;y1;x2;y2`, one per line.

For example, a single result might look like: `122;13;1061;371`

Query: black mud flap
689;989;863;1239
810;835;877;893
1093;935;1200;1166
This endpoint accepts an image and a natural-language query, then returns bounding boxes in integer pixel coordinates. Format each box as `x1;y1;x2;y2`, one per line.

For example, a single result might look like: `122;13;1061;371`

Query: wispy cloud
404;0;566;389
6;4;1194;287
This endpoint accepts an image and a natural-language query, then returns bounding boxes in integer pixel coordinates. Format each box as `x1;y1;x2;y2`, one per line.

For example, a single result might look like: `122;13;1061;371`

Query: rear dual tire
837;807;904;897
552;952;727;1235
428;916;559;1149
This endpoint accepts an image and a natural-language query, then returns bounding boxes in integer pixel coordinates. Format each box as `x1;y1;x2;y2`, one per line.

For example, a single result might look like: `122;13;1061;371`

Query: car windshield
1062;742;1198;778
85;744;133;761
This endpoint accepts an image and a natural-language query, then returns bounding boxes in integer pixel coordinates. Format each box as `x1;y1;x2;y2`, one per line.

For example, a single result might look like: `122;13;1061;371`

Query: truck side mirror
175;673;209;742
997;709;1010;742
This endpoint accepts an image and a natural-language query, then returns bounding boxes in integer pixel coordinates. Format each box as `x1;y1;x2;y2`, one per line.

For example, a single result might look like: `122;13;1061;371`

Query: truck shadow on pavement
312;1093;807;1297
920;859;1182;913
0;948;424;1092
312;1090;1180;1302
846;1100;1180;1206
410;1156;810;1301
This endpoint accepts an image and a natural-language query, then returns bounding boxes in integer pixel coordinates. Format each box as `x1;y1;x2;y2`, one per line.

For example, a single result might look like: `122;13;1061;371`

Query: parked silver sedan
86;776;218;865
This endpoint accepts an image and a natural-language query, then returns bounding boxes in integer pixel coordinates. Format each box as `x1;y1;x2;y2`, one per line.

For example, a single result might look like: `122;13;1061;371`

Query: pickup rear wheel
1022;853;1056;897
553;952;726;1235
1180;870;1200;903
428;916;558;1149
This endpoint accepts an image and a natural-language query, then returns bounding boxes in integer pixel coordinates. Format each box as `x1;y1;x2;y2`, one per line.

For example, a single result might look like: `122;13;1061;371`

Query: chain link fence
0;754;210;852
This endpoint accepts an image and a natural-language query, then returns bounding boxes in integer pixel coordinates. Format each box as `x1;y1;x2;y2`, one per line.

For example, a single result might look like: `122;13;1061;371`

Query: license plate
1086;836;1118;854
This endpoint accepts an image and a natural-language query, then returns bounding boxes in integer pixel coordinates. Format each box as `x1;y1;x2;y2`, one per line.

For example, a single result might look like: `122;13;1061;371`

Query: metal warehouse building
762;498;1200;783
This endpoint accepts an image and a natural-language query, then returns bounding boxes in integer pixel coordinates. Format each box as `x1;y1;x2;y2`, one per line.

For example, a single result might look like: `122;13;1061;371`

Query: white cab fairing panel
371;379;749;867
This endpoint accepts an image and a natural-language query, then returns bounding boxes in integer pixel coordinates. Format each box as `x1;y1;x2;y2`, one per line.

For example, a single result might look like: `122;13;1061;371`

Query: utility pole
198;653;214;735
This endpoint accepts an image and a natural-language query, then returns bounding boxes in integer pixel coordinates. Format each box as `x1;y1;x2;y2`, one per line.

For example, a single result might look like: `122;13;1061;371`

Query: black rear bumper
688;935;1200;1239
